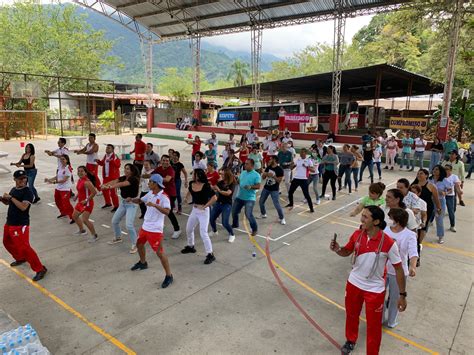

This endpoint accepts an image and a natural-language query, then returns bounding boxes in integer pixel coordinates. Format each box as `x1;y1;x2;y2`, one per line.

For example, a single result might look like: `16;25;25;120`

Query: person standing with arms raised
74;133;101;189
330;206;407;354
286;148;314;212
1;170;47;281
45;137;69;169
130;133;147;174
96;144;121;212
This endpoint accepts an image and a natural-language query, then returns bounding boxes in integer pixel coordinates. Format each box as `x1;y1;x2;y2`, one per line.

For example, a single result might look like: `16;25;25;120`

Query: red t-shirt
239;148;249;163
154;165;176;197
206;171;220;186
192;140;202;155
134;140;147;161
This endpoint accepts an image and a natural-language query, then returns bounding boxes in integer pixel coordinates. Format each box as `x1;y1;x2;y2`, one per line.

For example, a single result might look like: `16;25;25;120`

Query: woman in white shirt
384;189;418;231
384;208;418;328
44;155;74;223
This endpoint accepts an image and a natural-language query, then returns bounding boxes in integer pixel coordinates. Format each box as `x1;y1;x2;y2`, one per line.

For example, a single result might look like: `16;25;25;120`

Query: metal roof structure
73;0;417;41
200;64;444;102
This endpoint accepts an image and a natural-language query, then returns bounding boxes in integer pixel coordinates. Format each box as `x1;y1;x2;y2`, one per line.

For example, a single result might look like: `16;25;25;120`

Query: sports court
0;135;472;354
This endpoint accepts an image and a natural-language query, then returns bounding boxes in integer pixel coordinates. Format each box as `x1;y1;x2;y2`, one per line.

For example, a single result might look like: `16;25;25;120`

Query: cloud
203;15;374;58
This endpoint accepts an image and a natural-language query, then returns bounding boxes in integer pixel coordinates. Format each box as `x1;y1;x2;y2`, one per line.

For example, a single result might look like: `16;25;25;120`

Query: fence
0;110;47;140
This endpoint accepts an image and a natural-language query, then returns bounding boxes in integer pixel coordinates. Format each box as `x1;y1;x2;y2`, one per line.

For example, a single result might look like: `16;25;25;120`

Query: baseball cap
150;174;165;188
13;170;27;179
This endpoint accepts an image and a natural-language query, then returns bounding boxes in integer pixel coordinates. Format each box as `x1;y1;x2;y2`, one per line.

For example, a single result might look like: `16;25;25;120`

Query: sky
0;0;373;58
203;15;374;58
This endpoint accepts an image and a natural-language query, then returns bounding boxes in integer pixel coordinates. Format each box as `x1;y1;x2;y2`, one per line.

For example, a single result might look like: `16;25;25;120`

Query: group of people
1;126;471;354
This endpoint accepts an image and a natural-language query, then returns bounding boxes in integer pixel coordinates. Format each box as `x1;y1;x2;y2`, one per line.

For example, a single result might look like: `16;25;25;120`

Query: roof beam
134;0;219;19
150;0;308;29
116;0;150;10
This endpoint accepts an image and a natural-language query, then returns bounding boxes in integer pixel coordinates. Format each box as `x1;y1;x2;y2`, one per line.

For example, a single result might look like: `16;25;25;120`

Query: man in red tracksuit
330;205;407;355
2;170;47;282
96;144;121;212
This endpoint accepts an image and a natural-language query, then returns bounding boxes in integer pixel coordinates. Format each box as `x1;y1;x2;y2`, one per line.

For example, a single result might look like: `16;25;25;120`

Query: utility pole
457;89;469;141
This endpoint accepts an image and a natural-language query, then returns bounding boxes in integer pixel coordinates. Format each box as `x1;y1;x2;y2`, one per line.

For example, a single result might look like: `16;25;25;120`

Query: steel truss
140;38;154;106
190;35;201;111
331;0;347;117
251;27;263;112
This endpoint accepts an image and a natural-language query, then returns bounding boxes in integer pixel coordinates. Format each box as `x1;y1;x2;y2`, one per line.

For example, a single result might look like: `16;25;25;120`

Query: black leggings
139;191;148;217
288;178;313;211
321;170;337;198
168;196;180;231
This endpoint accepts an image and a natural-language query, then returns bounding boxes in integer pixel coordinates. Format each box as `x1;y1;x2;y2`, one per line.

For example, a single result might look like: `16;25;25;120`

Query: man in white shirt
246;126;258;145
130;174;173;289
285;148;314;212
205;133;218;154
45;137;69;169
413;132;427;170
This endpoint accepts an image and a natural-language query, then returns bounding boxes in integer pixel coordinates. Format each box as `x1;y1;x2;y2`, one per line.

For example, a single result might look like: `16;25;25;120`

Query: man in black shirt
359;140;374;183
1;170;47;281
258;156;286;225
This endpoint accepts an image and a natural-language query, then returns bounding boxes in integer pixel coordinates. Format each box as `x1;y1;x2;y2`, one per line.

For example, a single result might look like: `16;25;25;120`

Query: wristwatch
399;292;407;297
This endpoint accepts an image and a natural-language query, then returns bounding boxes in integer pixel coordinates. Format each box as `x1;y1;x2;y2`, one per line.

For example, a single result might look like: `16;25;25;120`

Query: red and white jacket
96;153;121;180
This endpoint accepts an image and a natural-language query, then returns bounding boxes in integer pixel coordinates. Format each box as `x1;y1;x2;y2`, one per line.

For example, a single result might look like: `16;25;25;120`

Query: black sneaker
284;204;293;208
57;214;66;219
131;261;148;271
341;341;356;354
111;207;118;213
101;204;112;209
204;253;216;264
161;274;173;288
181;246;196;254
32;267;47;282
33;197;41;204
10;260;26;267
69;219;75;224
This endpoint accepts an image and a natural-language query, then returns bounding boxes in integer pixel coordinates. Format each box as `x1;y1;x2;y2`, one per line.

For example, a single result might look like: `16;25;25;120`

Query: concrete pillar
146;107;154;132
252;111;260;129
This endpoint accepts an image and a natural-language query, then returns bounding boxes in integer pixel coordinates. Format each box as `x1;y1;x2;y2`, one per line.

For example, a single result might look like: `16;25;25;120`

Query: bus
216;102;358;132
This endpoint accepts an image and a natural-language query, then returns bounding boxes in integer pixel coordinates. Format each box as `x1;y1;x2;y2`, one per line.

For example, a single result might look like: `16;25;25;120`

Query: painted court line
101;224;111;229
0;259;136;355
242;220;439;354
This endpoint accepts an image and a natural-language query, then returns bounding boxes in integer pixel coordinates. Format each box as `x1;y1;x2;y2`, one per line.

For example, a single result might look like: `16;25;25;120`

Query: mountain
74;6;281;86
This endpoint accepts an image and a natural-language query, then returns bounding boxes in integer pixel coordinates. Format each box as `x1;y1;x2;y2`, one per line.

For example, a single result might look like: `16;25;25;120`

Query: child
350;182;386;217
373;143;383;180
138;160;154;219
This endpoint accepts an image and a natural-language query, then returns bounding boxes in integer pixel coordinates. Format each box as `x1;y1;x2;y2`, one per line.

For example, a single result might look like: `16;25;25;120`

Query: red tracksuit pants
102;176;119;207
54;189;73;218
86;163;101;189
3;225;44;272
345;281;385;355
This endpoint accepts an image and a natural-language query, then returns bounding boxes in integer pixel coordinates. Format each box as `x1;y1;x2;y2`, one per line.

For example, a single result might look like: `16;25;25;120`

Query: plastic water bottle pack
0;324;50;355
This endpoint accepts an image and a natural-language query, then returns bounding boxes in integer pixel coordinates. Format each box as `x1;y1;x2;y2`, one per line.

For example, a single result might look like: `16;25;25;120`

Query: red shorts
137;229;164;252
74;200;94;214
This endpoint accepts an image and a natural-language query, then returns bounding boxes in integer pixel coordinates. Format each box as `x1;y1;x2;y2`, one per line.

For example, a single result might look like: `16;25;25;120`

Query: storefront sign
284;114;310;123
389;117;428;131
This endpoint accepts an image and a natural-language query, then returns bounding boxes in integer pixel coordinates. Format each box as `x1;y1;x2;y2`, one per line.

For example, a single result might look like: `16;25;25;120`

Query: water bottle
0;342;8;354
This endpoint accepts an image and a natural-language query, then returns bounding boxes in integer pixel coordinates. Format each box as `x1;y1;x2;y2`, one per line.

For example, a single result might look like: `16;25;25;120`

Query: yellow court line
242;220;439;355
0;259;136;355
331;221;358;229
337;217;360;225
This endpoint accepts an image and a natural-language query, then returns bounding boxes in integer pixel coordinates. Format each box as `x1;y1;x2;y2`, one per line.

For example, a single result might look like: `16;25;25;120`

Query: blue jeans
259;188;284;220
400;152;411;169
210;202;233;235
308;174;320;201
359;161;373;183
25;169;38;199
413;151;424;169
351;167;359;190
429;152;441;172
176;178;182;211
337;165;352;192
435;197;446;238
112;199;138;244
231;198;257;233
445;195;456;227
374;162;381;179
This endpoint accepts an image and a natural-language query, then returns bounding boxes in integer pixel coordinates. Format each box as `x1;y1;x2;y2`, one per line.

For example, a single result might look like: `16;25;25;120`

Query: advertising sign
389;117;428;131
284;113;310;123
347;112;359;129
218;111;238;121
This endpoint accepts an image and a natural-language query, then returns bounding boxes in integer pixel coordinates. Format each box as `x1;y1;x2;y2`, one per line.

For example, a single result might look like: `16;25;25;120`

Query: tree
157;67;209;103
227;59;250;86
0;2;118;98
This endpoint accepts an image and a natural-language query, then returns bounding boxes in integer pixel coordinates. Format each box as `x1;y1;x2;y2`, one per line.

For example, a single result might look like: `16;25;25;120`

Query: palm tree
227;59;250;87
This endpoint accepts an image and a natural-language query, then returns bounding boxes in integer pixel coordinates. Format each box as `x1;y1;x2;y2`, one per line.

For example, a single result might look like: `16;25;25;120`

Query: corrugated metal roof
98;0;415;41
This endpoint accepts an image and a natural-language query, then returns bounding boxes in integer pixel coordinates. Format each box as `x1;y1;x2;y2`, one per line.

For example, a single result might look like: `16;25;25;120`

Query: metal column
330;0;346;133
191;35;201;114
439;0;464;139
251;26;262;112
140;37;154;105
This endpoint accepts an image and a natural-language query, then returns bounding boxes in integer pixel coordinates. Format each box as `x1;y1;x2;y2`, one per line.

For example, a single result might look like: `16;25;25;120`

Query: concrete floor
0;134;472;355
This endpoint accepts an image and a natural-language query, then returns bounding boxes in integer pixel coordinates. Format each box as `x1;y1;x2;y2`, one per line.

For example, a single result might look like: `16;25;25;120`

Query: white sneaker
438;238;445;244
209;230;218;237
228;235;235;243
316;200;321;205
280;218;286;225
107;237;123;245
172;230;181;239
449;226;456;232
74;230;87;236
88;235;98;243
256;214;267;219
129;244;138;254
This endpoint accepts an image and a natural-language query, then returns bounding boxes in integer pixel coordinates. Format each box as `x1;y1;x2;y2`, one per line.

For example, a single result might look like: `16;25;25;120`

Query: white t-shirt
384;206;418;231
193;160;207;170
53;147;69;168
228;139;236;151
267;140;279;156
246;132;258;144
445;174;460;196
282;137;293;144
85;143;98;165
384;227;418;276
403;191;422;211
373;147;382;163
414;138;427;152
293;158;313;180
141;190;171;233
56;166;72;191
413;198;427;228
